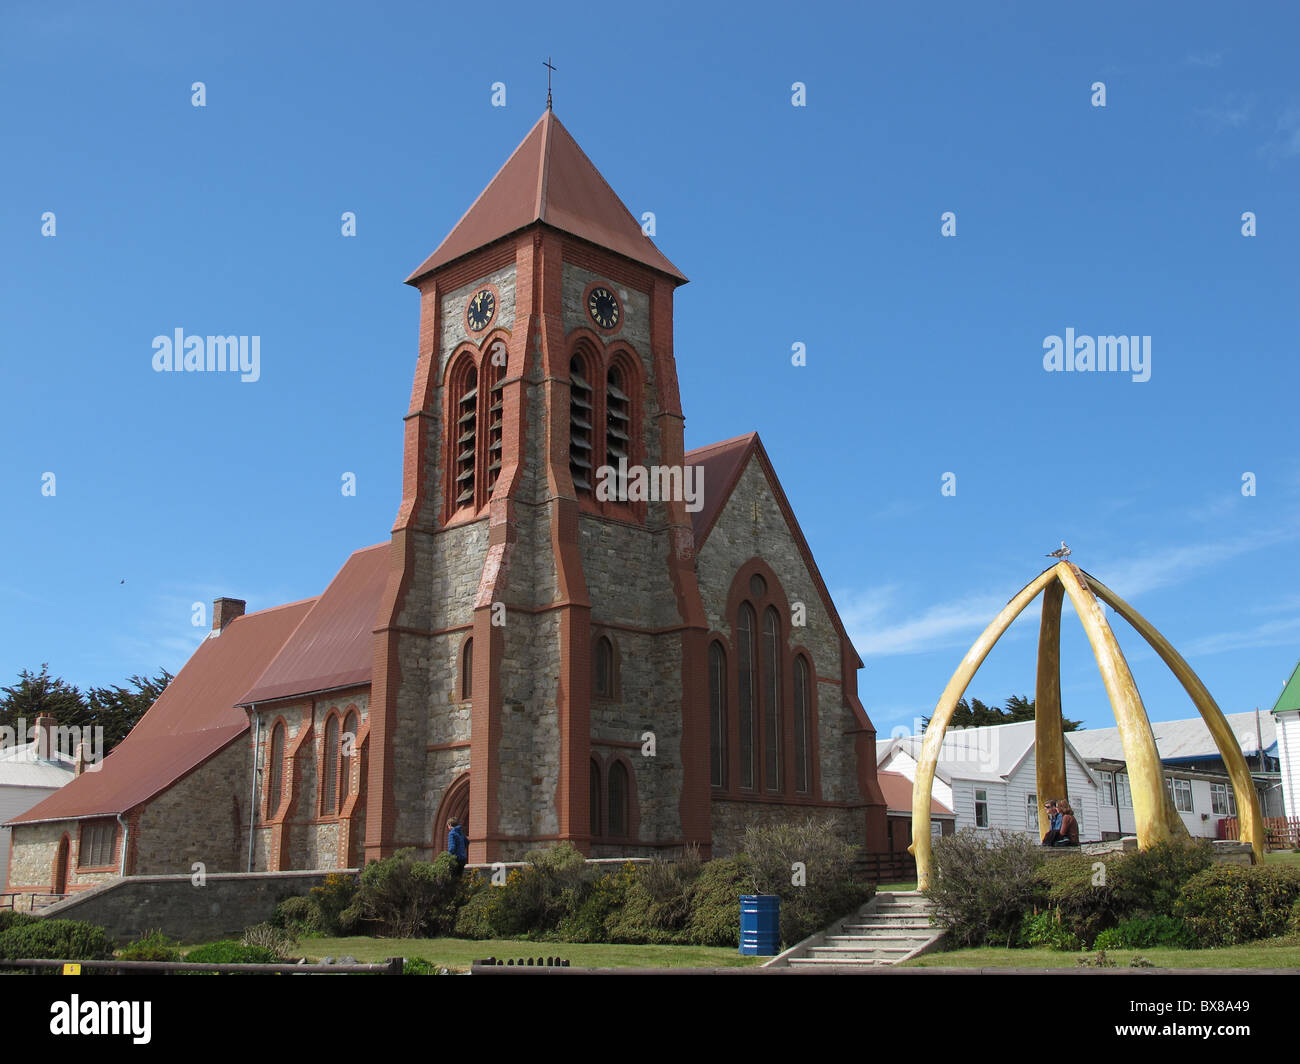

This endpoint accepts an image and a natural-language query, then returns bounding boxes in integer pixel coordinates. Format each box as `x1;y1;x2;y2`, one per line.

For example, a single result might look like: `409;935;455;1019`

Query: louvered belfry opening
605;364;630;476
486;356;505;494
569;355;594;495
454;362;478;509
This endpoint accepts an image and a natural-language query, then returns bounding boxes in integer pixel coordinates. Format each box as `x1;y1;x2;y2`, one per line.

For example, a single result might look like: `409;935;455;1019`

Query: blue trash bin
739;894;780;955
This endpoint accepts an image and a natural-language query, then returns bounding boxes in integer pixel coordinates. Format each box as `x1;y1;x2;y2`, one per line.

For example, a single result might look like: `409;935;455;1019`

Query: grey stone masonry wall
134;739;249;875
439;265;517;379
696;453;866;850
35;870;349;944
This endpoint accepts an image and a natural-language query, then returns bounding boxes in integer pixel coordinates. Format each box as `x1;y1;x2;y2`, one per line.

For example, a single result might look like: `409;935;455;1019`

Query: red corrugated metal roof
685;433;758;545
7;598;315;824
405;110;687;285
239;543;388;705
877;770;955;817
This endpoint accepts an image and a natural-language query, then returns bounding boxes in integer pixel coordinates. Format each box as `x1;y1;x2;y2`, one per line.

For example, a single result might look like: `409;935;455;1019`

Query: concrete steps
765;890;946;970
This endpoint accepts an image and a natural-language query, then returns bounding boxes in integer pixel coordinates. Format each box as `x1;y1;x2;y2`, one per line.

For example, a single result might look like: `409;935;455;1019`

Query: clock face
587;286;620;330
466;288;496;332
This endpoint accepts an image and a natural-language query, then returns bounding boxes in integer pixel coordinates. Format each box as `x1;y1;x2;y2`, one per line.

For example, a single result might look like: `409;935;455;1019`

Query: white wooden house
877;720;1103;843
1271;658;1300;821
1;720;77;891
1070;711;1283;840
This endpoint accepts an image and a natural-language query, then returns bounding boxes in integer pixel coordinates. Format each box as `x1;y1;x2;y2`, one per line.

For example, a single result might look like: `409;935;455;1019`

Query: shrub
744;819;873;946
0;919;113;961
454;871;512;939
608;853;702;944
556;863;636;944
118;929;182;962
1092;914;1197;951
1018;908;1082;951
241;922;298;958
403;957;450;974
309;873;360;935
1033;852;1123;945
685;854;751;948
0;911;37;933
925;828;1042;947
1109;840;1214;915
1176;864;1300;947
273;895;323;936
1077;949;1117;968
341;849;464;938
181;941;280;966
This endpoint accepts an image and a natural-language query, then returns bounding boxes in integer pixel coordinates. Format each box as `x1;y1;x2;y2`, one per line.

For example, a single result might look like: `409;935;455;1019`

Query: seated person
1040;800;1061;846
1053;800;1080;846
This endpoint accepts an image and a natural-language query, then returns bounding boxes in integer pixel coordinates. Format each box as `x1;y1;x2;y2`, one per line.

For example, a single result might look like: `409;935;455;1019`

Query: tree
0;665;172;756
922;695;1081;732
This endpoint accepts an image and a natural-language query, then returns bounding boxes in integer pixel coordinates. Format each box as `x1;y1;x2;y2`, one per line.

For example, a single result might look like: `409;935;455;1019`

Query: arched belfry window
737;603;757;790
453;360;478;509
267;721;285;818
569;355;594;495
763;608;783;791
594;636;615;698
486;355;505;493
709;641;727;788
605;364;630;467
794;656;812;794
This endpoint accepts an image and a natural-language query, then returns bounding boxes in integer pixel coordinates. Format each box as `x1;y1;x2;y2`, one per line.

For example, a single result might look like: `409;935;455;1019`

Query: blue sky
2;1;1298;738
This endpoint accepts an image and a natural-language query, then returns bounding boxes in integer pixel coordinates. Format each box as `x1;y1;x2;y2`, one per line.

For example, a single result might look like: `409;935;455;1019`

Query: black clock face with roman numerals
587;286;620;330
466;289;495;331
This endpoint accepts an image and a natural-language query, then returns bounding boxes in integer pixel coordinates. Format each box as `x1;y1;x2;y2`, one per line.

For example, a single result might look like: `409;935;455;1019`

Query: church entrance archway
434;774;470;858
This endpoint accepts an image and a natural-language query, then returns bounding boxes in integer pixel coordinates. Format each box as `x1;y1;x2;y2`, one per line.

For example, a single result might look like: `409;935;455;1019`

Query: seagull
1046;541;1071;559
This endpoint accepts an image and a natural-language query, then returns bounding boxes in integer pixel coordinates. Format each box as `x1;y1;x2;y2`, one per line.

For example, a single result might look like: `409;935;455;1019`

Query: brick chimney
212;597;246;632
34;716;55;760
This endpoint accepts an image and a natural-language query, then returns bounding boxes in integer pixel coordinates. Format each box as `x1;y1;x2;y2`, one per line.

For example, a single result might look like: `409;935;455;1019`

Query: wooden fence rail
1217;816;1300;849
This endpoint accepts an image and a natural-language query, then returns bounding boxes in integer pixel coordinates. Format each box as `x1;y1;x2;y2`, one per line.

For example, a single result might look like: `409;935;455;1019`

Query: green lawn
278;936;764;971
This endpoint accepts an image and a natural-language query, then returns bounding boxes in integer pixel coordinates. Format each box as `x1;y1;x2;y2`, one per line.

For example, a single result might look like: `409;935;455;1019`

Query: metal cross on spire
544;57;556;111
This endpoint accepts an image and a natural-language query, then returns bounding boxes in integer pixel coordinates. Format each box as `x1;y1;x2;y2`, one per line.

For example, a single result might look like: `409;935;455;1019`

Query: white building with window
877;720;1103;843
1;720;77;892
1068;711;1283;840
1271;658;1300;821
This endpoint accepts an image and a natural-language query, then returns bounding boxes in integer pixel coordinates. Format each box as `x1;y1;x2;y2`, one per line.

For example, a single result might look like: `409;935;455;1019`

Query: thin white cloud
1182;615;1300;656
1185;51;1223;68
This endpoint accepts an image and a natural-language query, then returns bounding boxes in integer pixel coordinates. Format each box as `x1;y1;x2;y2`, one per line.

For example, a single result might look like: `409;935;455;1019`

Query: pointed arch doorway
434;774;470;859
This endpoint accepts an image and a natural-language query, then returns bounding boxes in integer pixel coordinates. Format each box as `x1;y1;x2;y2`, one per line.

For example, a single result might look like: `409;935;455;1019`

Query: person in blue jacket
447;818;469;870
1040;800;1062;846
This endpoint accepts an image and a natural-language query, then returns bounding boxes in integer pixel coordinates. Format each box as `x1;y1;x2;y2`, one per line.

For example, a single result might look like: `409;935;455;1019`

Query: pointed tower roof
1271;656;1300;715
406;110;686;285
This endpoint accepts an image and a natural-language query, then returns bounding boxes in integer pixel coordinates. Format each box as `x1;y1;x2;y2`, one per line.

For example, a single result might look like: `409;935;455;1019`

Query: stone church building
5;109;887;899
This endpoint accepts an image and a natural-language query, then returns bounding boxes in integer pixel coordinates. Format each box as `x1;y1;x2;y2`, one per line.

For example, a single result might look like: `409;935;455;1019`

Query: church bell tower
366;110;714;864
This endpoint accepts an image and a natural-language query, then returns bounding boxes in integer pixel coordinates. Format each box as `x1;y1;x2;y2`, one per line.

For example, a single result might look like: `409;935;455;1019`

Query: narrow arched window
763;607;782;792
461;637;473;700
453;362;478;509
594;636;614;698
569;355;594;495
709;641;727;788
322;715;339;815
589;759;602;838
606;364;630;469
267;721;285;817
737;604;756;790
486;354;505;493
794;657;811;794
608;761;629;837
342;710;358;799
